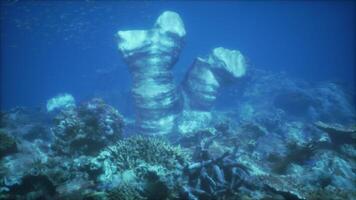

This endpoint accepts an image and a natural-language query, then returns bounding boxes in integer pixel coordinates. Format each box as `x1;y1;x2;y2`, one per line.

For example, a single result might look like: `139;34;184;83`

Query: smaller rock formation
182;47;246;110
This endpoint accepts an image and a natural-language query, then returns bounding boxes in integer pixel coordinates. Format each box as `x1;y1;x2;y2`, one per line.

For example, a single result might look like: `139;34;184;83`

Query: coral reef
0;140;51;199
51;98;124;156
0;130;17;159
96;135;190;171
0;107;52;141
312;82;356;124
0;92;355;199
107;181;146;200
267;141;319;174
90;135;191;199
1;10;356;200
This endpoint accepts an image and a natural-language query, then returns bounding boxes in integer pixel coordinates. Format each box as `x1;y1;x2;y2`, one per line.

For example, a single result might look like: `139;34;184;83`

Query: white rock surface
209;47;246;79
46;93;75;112
116;11;185;135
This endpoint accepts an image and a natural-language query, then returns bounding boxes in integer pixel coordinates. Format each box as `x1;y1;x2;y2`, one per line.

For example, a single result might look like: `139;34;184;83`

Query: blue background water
1;1;355;115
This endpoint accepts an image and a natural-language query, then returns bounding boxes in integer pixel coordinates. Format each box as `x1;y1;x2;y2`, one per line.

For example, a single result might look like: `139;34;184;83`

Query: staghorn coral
91;136;191;200
102;135;191;171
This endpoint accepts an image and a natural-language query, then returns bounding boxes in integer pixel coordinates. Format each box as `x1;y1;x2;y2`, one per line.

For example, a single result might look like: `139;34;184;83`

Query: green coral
105;135;191;172
0;129;17;159
99;136;191;200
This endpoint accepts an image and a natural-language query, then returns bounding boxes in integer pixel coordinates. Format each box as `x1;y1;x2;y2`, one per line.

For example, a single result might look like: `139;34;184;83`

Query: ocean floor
0;68;355;200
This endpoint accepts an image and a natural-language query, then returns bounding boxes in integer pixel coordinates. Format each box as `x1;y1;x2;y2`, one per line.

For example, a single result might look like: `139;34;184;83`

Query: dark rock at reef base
5;175;57;199
314;121;356;146
0;130;17;159
273;90;314;116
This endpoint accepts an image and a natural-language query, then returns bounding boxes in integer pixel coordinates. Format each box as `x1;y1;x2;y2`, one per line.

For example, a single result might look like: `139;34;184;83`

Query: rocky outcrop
51;98;124;156
116;11;185;136
182;47;246;110
116;11;247;136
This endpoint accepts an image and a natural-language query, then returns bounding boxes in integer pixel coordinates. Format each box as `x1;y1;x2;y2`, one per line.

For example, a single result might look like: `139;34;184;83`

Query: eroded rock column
116;11;185;135
182;47;247;110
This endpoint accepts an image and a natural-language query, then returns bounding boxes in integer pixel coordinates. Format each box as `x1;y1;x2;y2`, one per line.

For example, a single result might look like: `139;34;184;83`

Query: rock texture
116;11;185;135
182;47;246;110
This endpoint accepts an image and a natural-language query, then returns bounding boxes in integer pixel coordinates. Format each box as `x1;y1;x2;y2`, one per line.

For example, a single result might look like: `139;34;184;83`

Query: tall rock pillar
116;11;185;135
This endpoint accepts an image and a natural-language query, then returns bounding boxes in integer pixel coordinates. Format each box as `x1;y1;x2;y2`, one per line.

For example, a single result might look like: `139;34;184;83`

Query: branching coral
107;136;191;171
91;136;191;200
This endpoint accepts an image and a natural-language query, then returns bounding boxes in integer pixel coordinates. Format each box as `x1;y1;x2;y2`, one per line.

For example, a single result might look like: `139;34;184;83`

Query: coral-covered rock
0;107;52;141
90;136;191;199
0;139;51;199
51;98;124;156
176;110;213;136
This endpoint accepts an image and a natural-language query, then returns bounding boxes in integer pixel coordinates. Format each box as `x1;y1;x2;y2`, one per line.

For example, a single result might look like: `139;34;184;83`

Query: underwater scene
1;1;356;200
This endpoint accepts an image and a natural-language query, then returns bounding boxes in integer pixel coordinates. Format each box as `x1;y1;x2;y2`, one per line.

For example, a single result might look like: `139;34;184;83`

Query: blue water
1;1;355;112
1;2;356;199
